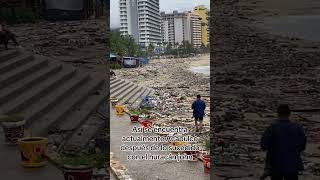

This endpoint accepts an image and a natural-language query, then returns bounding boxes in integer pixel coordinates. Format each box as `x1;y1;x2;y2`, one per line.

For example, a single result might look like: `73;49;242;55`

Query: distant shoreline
189;54;210;67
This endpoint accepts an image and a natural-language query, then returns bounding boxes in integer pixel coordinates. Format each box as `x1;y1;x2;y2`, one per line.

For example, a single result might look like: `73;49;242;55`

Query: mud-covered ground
9;18;108;74
211;0;320;179
115;55;210;141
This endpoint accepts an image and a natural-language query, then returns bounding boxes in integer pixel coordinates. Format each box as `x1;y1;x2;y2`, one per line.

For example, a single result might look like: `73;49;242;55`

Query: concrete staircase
110;77;154;109
0;49;107;153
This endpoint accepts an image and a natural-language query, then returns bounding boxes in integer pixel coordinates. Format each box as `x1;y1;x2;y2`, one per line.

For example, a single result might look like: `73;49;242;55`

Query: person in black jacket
261;104;307;180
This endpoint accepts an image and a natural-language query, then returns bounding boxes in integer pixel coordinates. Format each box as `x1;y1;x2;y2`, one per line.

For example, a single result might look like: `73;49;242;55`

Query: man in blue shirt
192;95;206;133
261;104;306;180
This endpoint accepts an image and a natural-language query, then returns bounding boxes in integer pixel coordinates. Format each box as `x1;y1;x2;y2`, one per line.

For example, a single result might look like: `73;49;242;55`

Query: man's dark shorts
195;117;203;122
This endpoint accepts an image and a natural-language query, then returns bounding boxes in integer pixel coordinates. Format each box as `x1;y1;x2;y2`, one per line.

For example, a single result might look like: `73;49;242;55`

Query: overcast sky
110;0;210;28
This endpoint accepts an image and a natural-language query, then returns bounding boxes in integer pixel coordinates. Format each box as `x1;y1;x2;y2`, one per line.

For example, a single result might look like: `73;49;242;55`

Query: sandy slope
211;0;320;179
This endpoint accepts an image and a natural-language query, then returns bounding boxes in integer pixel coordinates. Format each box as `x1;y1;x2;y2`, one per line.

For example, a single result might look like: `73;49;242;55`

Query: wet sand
257;0;320;16
190;54;210;67
189;54;210;75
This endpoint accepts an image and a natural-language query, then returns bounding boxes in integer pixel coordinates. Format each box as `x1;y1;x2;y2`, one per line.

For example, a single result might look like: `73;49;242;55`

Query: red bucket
203;154;210;173
186;151;198;161
130;114;139;123
140;120;153;128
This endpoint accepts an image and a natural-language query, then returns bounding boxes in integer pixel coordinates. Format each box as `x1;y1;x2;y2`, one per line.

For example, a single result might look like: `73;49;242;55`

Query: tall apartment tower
161;11;188;46
119;0;161;47
194;5;209;47
186;11;202;48
160;12;176;45
161;11;201;48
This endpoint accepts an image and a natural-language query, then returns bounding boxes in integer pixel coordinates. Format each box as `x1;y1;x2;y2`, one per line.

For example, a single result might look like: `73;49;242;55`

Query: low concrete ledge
110;152;133;180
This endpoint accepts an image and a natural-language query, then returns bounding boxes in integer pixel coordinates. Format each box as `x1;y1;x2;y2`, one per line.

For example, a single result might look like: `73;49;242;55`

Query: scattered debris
211;0;320;178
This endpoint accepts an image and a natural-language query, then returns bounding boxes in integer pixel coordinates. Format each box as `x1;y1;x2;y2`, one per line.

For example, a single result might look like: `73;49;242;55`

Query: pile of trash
115;55;210;138
211;1;320;178
11;19;107;72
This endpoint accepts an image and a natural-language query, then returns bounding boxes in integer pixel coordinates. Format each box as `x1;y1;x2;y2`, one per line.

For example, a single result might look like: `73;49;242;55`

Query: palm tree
163;41;168;47
156;42;162;55
175;42;179;48
167;42;172;54
147;44;155;57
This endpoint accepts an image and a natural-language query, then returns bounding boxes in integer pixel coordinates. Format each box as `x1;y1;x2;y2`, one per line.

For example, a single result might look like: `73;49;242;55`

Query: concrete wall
127;0;139;42
184;14;192;43
174;17;184;44
163;20;169;42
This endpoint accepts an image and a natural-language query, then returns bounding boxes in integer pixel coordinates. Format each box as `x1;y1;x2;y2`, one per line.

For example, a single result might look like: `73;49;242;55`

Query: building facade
194;5;209;47
160;11;176;45
161;11;188;47
186;11;202;48
161;10;201;48
119;0;161;47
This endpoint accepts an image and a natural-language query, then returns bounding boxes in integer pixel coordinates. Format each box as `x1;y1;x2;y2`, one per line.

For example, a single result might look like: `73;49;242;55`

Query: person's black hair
197;95;201;99
277;104;291;117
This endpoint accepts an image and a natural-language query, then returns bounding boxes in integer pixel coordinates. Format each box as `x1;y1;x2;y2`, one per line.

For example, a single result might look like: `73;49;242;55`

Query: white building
160;12;175;45
161;11;186;46
119;0;161;47
173;13;185;45
187;11;202;48
161;11;202;48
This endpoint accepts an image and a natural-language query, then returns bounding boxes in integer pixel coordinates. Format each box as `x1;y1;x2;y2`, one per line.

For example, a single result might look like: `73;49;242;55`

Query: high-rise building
186;11;202;48
194;5;209;47
161;11;202;48
160;11;176;45
119;0;161;47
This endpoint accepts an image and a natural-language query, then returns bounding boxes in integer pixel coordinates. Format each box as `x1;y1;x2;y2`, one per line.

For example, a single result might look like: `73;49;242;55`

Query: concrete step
54;87;107;152
0;53;34;74
0;49;20;62
137;89;154;108
127;87;148;105
0;67;76;114
0;57;48;89
53;83;107;134
110;79;125;90
28;77;105;136
110;80;130;95
119;86;143;104
62;114;105;153
47;94;107;152
0;63;62;106
110;82;133;98
116;84;138;102
0;49;107;158
110;78;117;84
131;88;152;109
22;72;90;127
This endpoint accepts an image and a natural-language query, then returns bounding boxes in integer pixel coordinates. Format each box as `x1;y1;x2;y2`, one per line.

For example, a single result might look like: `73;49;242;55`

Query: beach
190;56;210;75
10;19;108;74
212;0;320;179
114;54;210;140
